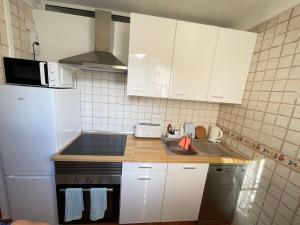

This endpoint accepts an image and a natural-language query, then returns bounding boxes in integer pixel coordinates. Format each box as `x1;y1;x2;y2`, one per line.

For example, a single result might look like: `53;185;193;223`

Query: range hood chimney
59;10;127;73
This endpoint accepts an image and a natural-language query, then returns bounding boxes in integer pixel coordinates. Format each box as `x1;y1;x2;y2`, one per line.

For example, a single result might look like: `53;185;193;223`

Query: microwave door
3;57;48;87
39;62;47;86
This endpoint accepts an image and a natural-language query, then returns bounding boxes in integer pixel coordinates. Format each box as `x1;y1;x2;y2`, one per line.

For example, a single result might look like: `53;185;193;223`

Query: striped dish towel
64;188;84;222
90;188;107;221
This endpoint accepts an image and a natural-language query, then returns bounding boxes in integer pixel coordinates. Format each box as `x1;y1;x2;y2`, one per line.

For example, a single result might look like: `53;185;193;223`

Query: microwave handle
39;62;47;86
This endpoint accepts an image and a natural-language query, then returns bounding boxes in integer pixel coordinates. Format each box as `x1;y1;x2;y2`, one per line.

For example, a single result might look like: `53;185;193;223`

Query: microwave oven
3;57;73;88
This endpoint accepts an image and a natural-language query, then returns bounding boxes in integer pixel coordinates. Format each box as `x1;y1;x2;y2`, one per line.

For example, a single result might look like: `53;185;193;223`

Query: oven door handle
39;62;47;86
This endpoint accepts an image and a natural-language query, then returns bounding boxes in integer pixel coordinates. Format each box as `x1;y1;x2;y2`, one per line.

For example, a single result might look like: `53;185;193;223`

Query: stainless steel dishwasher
198;164;247;225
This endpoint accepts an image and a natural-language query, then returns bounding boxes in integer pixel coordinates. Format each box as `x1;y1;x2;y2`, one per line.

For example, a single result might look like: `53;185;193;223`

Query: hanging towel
64;188;84;222
90;188;107;221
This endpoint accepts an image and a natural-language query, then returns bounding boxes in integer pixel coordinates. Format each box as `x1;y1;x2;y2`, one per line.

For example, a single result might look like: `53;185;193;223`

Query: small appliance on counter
208;125;223;143
135;123;161;138
3;57;73;88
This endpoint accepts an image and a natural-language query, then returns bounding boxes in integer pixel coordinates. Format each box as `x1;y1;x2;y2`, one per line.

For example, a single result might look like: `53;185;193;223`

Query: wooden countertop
52;135;249;164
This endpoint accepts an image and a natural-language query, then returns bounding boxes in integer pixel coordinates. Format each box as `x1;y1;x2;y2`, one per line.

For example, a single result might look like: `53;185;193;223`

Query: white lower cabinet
119;163;209;224
119;163;167;224
161;163;209;222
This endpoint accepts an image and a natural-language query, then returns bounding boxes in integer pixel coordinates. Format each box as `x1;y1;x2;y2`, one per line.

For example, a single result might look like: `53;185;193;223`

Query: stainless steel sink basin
164;139;198;155
161;138;233;157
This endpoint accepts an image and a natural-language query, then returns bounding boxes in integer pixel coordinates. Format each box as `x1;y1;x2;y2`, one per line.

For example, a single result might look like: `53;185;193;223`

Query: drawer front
123;162;167;173
167;163;208;175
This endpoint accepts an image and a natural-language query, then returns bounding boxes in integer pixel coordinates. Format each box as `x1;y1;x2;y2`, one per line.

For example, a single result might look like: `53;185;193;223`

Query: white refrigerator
0;85;81;224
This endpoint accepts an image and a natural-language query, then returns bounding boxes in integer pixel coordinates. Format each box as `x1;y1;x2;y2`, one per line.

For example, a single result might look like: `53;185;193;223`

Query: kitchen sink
161;138;233;157
164;139;198;155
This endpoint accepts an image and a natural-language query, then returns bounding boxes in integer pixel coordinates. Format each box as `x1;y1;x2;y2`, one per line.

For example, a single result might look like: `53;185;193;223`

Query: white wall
33;9;95;62
33;9;129;64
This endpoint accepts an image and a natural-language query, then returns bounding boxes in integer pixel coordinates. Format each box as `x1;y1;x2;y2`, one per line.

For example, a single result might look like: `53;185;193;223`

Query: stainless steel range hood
59;10;127;73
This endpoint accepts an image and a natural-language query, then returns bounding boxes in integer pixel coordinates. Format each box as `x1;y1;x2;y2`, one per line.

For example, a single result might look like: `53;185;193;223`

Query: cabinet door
207;28;257;104
127;13;176;98
161;163;209;222
119;172;166;224
169;21;219;101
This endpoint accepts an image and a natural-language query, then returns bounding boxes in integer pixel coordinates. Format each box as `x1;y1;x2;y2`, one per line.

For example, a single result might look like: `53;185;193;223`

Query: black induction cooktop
61;133;127;156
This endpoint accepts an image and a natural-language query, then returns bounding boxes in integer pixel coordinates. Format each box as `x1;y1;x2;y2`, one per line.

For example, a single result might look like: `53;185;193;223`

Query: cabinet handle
183;166;196;170
138;166;152;169
137;177;151;180
212;96;224;99
132;88;144;92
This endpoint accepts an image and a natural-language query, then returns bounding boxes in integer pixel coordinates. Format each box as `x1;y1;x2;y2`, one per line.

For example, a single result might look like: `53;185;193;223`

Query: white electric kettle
208;126;223;143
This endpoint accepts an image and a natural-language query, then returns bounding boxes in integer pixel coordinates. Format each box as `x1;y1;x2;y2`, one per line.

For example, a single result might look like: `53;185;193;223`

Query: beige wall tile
282;141;298;156
292;53;300;66
267;102;280;113
264;69;276;80
262;39;273;50
275;115;290;128
278;103;294;116
285;80;300;91
285;130;300;145
289;118;300;131
281;92;298;104
288;66;300;79
293;106;300;118
275;21;288;36
267;58;279;69
269;92;283;102
272;80;286;91
269;46;282;58
273;126;287;139
288;15;300;31
278;55;293;68
259;50;270;61
285;28;300;43
264;27;275;40
278;9;292;23
281;42;297;56
273;34;285;47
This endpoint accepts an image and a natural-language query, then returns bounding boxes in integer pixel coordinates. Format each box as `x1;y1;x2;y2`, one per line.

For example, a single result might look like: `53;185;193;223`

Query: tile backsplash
73;69;220;133
217;4;300;225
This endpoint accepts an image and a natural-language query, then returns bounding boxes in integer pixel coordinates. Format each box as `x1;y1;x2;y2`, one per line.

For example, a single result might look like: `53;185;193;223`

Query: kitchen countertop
52;135;250;164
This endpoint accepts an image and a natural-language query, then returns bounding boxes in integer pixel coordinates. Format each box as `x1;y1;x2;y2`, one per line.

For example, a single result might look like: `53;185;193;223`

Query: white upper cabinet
207;28;257;104
127;13;176;98
169;21;219;101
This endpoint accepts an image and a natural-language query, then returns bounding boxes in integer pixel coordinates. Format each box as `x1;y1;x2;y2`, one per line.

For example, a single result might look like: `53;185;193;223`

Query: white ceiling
47;0;300;30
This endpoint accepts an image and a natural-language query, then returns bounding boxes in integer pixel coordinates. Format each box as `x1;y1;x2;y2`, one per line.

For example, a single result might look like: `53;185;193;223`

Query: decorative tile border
221;127;298;171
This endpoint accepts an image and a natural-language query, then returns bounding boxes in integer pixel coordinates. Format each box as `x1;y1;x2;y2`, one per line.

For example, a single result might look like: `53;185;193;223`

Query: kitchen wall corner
217;3;300;225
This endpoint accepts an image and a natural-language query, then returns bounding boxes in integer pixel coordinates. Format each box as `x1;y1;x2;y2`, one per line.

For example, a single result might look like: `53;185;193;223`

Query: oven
55;162;121;224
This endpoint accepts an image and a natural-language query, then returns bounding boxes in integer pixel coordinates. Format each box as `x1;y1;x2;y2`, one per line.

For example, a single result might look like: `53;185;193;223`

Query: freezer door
5;175;58;225
0;85;57;175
